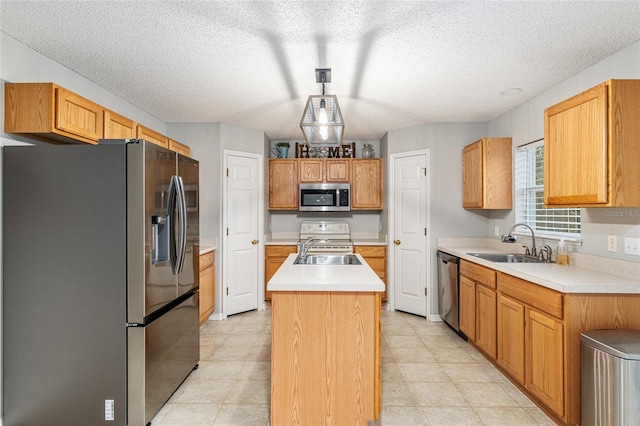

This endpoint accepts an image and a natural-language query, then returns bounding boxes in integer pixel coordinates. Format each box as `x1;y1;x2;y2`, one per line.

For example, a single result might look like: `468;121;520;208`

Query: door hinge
423;167;427;176
226;287;229;296
226;168;229;177
226;228;229;236
424;288;427;296
424;228;427;236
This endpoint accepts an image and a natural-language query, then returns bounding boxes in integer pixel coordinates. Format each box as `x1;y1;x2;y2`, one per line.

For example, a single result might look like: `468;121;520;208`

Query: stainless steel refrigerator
3;139;200;425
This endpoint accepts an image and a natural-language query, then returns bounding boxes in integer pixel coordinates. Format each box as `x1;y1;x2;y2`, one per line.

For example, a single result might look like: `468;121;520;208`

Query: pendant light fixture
300;68;344;145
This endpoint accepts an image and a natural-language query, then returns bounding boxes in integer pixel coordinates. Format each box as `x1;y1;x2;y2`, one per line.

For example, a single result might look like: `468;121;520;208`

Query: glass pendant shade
300;95;344;145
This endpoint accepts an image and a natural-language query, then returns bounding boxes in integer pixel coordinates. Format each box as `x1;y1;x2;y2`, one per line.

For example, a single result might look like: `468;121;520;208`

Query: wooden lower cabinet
496;294;526;384
475;284;497;358
353;245;387;301
264;245;297;301
527;309;564;416
199;250;215;325
459;275;476;340
271;291;381;424
459;260;496;358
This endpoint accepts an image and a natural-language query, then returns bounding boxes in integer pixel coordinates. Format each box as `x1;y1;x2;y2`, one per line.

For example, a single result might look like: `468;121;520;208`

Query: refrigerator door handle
167;175;179;274
175;175;187;273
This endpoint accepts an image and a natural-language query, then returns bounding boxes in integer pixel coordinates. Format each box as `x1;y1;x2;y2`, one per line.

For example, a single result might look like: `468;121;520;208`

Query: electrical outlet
624;237;640;256
608;235;617;252
494;225;500;237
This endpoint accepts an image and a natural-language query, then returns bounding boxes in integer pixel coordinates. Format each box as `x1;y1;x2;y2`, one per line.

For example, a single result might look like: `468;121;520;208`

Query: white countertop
438;245;640;294
267;253;385;292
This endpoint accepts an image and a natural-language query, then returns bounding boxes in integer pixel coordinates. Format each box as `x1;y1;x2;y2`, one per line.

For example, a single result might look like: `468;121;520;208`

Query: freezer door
128;141;179;322
177;154;200;296
128;292;200;425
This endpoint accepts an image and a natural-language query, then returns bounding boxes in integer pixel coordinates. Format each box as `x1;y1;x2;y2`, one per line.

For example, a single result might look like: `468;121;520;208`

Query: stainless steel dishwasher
437;250;460;334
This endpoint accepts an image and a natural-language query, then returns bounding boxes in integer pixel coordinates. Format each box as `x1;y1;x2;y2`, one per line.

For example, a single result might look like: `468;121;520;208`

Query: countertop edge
437;245;640;294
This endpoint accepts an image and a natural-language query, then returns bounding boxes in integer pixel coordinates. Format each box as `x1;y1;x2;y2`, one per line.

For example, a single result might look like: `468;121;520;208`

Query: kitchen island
268;253;385;425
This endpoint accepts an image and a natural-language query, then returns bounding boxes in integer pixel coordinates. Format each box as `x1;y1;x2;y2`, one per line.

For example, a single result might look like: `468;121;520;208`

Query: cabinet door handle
251;239;259;245
394;239;401;245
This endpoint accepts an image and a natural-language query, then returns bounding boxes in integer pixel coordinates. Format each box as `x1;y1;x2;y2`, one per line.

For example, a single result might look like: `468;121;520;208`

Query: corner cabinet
462;138;512;209
544;79;640;207
351;159;383;210
264;245;298;300
268;159;299;210
199;250;215;325
5;82;103;144
353;245;387;301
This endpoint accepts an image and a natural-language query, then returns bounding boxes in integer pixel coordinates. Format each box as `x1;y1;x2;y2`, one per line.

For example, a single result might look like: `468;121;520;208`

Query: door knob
251;239;259;245
394;239;401;245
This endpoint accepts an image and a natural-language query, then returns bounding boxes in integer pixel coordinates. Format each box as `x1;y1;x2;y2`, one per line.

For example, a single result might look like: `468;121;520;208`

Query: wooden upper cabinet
269;159;299;210
326;159;351;182
351;159;383;210
544;79;640;207
5;82;104;144
169;139;191;157
299;159;325;182
462;138;512;209
137;124;168;148
299;159;350;182
104;109;136;139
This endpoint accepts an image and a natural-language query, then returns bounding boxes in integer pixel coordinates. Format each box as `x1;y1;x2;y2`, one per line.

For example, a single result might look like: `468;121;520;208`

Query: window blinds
515;139;581;238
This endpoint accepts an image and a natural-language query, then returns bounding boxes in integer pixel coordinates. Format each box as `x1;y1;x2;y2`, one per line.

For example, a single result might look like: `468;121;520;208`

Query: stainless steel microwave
299;183;350;212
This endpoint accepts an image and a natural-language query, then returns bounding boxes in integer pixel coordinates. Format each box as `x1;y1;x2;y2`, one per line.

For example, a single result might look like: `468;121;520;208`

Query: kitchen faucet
502;223;537;257
298;236;326;263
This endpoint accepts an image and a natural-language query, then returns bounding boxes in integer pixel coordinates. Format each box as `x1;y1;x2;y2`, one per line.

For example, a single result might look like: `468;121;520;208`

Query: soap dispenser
557;239;569;265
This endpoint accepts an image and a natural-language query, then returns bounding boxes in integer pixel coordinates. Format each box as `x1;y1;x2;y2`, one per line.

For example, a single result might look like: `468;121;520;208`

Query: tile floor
151;307;556;425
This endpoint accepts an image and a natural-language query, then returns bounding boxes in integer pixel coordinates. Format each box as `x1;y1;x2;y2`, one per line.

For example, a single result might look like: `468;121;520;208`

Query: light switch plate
624;237;640;256
494;226;500;237
608;235;617;252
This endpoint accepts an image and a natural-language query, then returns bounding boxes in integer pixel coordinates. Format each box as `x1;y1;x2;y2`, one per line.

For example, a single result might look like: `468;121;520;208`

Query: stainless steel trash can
581;330;640;426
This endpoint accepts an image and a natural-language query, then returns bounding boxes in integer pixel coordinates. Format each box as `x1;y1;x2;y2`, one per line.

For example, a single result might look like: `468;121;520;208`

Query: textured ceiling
2;1;640;142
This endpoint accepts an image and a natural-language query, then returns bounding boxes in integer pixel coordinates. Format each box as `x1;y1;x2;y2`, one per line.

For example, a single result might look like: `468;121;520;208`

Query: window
515;139;581;239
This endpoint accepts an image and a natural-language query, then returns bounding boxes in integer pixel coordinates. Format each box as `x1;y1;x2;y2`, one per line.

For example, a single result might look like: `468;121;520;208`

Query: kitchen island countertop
267;253;385;292
438;244;640;294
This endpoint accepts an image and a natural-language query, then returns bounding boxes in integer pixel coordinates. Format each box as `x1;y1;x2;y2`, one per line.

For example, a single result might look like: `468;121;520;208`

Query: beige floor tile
423;406;483;425
419;333;469;349
383;324;422;336
246;345;271;362
382;380;419;406
499;380;537;407
380;405;430;425
455;382;520;407
223;334;260;347
153;402;221;425
473;407;538;425
192;361;243;380
441;363;496;383
212;403;270;425
391;346;437;363
524;406;558;425
410;382;468;407
400;363;451;382
225;379;270;404
381;362;407;381
430;347;477;363
211;345;254;361
386;334;426;348
200;334;228;347
174;379;234;404
200;322;236;335
237;361;270;380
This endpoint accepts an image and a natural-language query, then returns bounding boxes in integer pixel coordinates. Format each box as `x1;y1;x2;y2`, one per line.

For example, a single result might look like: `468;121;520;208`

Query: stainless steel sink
466;252;546;263
294;254;362;265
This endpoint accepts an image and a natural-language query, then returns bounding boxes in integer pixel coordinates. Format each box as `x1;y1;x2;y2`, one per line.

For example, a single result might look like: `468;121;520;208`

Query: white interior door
226;153;260;315
392;151;429;317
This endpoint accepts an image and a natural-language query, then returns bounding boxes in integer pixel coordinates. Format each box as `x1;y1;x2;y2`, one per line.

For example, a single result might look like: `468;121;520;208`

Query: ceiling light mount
300;68;344;146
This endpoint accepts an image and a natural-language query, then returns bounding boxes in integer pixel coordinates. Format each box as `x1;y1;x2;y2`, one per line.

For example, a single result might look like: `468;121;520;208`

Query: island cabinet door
271;291;378;425
496;294;525;385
